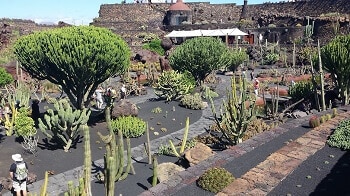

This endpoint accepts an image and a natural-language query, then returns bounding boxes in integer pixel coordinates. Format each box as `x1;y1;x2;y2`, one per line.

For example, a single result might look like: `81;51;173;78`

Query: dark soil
0;98;202;195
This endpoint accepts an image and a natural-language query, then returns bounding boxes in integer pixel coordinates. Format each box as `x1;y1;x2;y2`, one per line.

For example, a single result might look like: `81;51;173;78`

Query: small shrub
309;116;320;128
151;107;162;113
197;167;235;193
264;53;279;65
15;107;36;137
327;119;350;150
289;81;313;102
111;116;146;138
154;70;195;101
157;144;172;155
242;118;270;141
142;39;165;56
179;93;204;110
201;85;219;100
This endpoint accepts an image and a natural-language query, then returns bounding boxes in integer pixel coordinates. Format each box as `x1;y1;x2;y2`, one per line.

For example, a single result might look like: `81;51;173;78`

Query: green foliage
179;93;204;110
309;116;320;128
14;26;131;109
169;37;228;85
111;116;146;138
14;107;36;137
327;119;350;150
242;118;270;141
264;53;279;65
142;39;164;56
222;48;248;71
210;76;256;145
201;85;219;100
0;67;13;87
157;144;172;155
288;81;313;102
38;98;91;152
151;107;162;113
298;46;317;66
197;167;235;193
154;70;195;101
321;34;350;105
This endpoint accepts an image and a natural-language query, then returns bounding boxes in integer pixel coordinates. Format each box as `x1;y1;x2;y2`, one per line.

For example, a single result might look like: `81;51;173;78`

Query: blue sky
1;0;282;25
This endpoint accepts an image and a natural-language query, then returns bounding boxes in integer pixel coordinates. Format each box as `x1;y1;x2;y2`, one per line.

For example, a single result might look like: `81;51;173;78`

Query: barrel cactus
197;167;235;193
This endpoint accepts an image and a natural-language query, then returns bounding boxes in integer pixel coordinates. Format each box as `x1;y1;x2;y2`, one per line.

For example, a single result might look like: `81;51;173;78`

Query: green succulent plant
197;167;235;193
111;116;146;138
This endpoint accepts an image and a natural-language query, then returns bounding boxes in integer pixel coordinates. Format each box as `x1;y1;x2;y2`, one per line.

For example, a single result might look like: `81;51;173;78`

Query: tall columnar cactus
97;106;135;196
152;155;158;187
210;76;256;145
305;16;314;44
38;98;91;152
169;117;190;157
83;125;92;196
317;40;326;111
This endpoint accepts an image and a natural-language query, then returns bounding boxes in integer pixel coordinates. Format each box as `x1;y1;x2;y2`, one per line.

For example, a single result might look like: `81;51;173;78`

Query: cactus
326;113;332;121
309;116;320;128
305;16;314;44
4;102;17;136
152;155;158;187
83;125;92;196
169;117;190;157
154;70;195;101
64;178;86;196
317;40;326;111
332;108;338;117
320;115;327;124
210;76;256;145
97;106;135;196
38;98;91;152
145;122;152;164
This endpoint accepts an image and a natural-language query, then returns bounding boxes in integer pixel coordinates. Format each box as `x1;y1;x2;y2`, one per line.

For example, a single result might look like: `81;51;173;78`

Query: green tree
321;34;350;105
14;26;130;109
169;37;228;85
0;67;13;87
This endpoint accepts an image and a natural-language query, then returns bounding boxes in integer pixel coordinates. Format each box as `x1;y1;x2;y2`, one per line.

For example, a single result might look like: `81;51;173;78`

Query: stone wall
91;0;350;47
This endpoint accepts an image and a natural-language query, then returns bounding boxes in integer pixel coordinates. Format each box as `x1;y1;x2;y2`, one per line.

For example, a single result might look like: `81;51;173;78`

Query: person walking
250;69;255;81
253;78;260;96
9;154;28;196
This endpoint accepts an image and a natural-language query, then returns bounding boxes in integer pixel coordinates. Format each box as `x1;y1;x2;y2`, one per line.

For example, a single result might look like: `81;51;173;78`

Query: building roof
168;0;191;11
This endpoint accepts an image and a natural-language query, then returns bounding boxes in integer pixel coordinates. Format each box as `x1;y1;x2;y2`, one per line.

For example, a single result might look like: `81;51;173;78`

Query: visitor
31;99;40;127
291;80;296;87
9;154;28;196
253;78;260;96
94;87;104;109
120;84;126;100
250;69;255;81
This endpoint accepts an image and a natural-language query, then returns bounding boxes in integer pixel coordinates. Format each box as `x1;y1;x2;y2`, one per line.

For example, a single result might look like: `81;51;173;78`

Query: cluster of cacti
201;85;219;100
14;107;36;137
154;70;195;101
169;117;190;157
64;178;86;196
321;34;350;105
309;115;321;128
2;81;31;136
179;93;204;110
197;167;235;193
38;98;91;152
210;76;256;145
111;116;146;138
242;118;270;141
97;106;135;196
